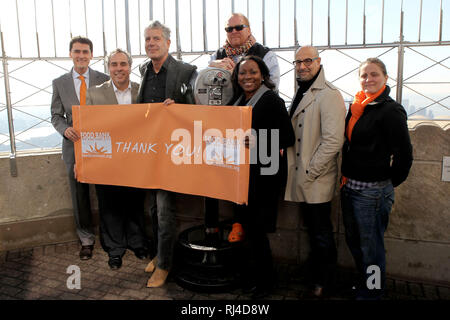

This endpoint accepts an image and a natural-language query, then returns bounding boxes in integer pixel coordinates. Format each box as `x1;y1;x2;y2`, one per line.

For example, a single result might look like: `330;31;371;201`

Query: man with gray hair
137;20;197;288
86;48;149;270
285;45;346;298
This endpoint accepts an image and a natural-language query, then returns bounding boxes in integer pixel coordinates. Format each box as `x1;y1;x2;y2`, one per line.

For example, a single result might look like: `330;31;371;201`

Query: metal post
51;0;57;57
163;0;166;24
138;0;141;54
202;0;207;52
149;0;153;21
175;0;181;59
278;0;281;48
396;6;404;103
345;0;348;45
262;0;266;46
1;31;18;177
418;0;422;42
439;0;443;43
114;0;118;48
363;0;366;45
83;0;88;37
15;0;22;58
125;0;131;53
68;0;73;39
189;0;193;51
381;0;384;43
294;0;298;47
396;44;404;104
102;0;107;73
34;0;40;58
327;0;330;47
217;0;220;49
311;0;314;45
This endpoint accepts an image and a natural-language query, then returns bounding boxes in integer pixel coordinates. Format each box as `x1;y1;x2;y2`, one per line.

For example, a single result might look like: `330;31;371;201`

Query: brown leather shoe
144;257;158;273
79;245;94;260
146;268;169;288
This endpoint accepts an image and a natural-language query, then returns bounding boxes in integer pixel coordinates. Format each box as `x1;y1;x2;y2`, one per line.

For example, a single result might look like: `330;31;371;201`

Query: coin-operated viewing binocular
175;67;242;293
181;67;234;106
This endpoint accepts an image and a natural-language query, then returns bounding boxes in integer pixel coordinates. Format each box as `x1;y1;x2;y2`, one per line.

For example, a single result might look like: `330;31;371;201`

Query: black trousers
244;227;274;289
301;201;337;288
96;185;148;257
235;204;274;289
204;197;219;229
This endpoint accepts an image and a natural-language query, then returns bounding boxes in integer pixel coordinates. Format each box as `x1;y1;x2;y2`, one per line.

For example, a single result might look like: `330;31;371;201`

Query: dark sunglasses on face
225;24;249;33
292;57;319;67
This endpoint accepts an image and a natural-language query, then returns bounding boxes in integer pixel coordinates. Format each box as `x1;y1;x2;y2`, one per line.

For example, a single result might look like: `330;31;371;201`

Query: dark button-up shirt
141;59;169;103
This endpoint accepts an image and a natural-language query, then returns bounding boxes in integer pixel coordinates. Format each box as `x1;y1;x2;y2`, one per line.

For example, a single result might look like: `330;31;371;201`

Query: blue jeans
341;183;394;300
149;189;177;270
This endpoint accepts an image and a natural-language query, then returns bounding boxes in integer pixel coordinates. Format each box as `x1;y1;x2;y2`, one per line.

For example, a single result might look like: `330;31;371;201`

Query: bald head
295;45;319;57
294;45;321;81
228;13;250;27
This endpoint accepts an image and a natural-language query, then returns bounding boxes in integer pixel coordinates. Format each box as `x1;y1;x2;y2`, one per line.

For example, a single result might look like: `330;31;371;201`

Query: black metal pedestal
173;221;244;293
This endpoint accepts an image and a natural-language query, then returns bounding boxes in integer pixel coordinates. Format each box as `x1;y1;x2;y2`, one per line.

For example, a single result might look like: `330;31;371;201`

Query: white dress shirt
72;69;90;102
112;81;132;105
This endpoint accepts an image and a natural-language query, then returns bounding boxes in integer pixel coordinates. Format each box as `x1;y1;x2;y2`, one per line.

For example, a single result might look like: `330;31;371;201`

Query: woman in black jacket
341;57;413;300
230;55;295;298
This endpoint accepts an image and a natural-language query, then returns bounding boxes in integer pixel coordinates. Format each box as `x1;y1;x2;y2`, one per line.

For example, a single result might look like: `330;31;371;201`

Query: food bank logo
81;132;112;158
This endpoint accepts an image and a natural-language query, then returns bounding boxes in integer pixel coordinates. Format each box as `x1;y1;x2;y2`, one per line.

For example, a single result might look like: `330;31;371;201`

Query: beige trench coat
284;67;346;203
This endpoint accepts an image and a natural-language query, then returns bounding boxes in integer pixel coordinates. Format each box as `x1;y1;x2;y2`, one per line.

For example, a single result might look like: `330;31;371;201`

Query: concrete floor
0;239;449;301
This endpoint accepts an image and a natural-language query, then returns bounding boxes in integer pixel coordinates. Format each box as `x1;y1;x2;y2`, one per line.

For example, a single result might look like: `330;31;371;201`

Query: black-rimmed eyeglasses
225;24;249;33
292;57;319;67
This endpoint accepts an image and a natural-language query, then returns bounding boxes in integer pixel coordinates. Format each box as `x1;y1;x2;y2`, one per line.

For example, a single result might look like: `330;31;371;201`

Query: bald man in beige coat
285;46;346;298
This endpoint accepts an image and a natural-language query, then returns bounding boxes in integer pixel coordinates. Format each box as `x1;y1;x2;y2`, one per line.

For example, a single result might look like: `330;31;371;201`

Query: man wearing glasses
209;13;280;90
285;46;346;298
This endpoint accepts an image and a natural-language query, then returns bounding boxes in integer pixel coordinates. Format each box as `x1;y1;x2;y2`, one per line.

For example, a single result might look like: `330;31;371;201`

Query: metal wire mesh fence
1;0;449;156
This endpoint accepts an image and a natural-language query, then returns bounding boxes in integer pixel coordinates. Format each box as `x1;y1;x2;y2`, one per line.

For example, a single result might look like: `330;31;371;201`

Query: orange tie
78;75;87;105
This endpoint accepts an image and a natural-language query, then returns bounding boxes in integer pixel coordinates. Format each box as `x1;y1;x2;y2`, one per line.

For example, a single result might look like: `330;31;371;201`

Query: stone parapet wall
0;125;449;284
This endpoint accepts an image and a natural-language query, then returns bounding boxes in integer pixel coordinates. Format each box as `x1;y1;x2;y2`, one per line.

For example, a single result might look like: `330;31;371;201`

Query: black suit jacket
137;54;197;104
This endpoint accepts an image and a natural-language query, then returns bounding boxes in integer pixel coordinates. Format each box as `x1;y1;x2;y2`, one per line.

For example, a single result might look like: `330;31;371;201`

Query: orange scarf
341;85;385;188
346;85;386;141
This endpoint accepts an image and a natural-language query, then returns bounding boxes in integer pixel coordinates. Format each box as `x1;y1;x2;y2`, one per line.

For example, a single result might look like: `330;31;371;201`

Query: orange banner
73;103;252;204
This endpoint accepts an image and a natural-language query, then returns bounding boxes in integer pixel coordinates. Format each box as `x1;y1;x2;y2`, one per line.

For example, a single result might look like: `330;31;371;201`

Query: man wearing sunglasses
209;13;280;90
285;46;346;299
203;13;281;245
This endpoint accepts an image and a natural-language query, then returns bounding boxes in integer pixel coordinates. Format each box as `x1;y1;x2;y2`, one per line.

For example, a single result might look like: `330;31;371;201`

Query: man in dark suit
86;49;149;270
137;20;197;288
51;36;109;260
